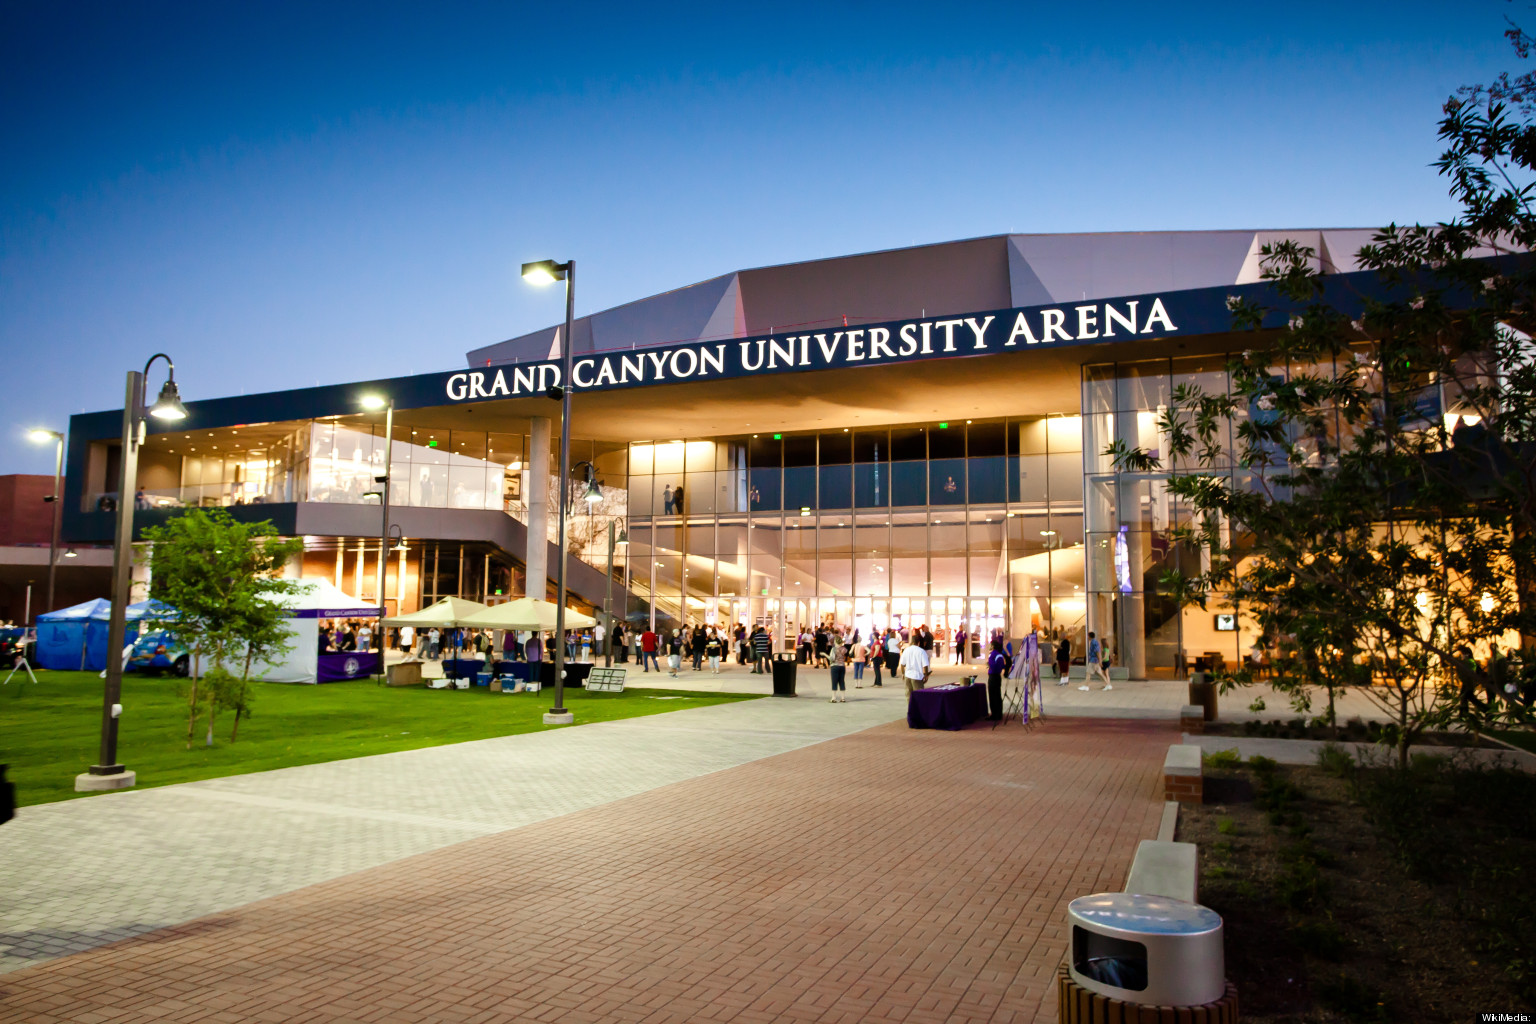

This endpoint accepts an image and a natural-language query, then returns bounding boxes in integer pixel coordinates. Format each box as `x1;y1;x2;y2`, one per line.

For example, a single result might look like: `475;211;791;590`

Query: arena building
60;228;1394;676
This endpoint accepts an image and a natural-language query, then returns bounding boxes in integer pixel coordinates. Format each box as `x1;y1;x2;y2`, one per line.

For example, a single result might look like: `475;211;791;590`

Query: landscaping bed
1179;749;1536;1022
1204;716;1514;749
0;671;758;806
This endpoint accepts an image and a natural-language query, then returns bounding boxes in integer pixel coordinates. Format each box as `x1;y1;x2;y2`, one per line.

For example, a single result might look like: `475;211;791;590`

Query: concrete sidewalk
0;686;910;974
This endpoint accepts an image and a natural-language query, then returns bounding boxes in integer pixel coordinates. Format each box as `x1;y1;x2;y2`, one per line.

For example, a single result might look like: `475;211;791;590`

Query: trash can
1188;673;1218;722
771;653;797;697
1067;892;1225;1007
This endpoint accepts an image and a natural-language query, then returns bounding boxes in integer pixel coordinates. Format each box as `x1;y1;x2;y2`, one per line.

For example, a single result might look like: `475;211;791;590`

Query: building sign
442;290;1193;404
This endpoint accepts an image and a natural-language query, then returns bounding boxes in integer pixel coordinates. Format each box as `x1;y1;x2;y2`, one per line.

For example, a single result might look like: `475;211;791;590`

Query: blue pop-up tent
35;598;174;671
36;599;115;671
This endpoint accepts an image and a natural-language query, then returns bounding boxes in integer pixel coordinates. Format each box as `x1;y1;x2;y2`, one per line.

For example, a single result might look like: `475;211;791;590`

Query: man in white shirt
357;624;372;652
899;641;931;695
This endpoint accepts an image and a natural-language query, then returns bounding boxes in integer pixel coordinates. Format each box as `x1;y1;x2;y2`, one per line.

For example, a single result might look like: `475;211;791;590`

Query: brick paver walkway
0;716;1173;1024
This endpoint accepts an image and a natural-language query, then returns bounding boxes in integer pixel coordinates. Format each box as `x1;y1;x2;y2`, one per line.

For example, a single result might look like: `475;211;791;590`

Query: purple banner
317;651;380;682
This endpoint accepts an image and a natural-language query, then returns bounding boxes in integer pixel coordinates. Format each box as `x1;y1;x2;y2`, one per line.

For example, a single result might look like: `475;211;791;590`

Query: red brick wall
0;475;56;546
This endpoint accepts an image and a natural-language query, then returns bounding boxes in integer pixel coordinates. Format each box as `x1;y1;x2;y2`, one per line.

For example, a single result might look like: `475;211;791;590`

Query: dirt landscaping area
1179;748;1535;1022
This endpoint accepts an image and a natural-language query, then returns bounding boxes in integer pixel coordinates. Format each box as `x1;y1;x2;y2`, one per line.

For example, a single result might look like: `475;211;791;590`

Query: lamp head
582;477;603;504
63;547;78;558
521;259;566;286
148;379;188;421
616;528;629;546
360;394;388;411
27;428;60;444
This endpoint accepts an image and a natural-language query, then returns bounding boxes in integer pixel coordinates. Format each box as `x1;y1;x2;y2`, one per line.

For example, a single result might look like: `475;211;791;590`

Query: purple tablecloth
907;683;988;730
317;651;380;682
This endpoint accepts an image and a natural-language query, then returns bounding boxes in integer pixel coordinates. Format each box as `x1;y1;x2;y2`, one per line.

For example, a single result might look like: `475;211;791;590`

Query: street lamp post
361;394;393;673
522;258;577;725
79;354;187;792
603;522;627;667
26;429;65;622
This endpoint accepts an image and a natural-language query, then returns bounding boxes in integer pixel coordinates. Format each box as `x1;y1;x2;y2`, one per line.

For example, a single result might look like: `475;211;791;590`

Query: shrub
1316;741;1355;778
1205;748;1242;770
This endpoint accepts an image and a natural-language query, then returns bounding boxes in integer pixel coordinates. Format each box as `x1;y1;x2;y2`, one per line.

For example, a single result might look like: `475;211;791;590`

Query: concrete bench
1108;666;1130;681
1124;837;1199;904
1163;743;1203;804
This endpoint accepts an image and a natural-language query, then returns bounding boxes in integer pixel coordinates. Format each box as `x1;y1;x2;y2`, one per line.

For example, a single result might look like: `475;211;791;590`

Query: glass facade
623;419;1087;652
1082;353;1373;673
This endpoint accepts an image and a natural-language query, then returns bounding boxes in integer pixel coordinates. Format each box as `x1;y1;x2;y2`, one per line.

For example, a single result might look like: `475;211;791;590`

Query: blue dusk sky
0;1;1523;474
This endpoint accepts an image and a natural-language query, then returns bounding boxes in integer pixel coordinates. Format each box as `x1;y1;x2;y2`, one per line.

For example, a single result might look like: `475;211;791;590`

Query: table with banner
906;682;988;730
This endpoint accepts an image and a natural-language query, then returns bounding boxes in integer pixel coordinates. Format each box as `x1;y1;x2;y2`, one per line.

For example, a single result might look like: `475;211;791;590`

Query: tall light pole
26;429;64;621
361;394;393;671
523;258;577;724
604;522;627;667
79;354;187;792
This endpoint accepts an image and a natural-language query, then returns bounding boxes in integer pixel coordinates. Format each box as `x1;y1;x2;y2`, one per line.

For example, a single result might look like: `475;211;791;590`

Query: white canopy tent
381;596;488;628
460;599;596;631
254;579;380;684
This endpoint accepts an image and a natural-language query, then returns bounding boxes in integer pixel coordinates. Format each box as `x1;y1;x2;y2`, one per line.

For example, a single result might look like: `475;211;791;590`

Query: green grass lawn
0;670;758;807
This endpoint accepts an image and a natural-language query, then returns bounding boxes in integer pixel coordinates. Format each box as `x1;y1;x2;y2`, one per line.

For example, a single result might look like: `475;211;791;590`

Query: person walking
427;627;441;660
1080;631;1112;690
986;638;1009;721
1056;635;1071;684
884;629;901;676
705;629;723;674
691;625;707;671
667;629;682;677
899;639;931;695
851;633;867;687
735;623;748;665
641;626;659;673
828;629;848;702
752;625;772;673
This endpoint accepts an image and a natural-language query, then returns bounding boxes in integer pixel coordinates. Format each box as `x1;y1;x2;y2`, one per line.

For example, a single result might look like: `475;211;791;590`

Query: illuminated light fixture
938;422;948;429
1041;530;1056;536
520;259;565;285
27;428;58;444
64;547;78;558
148;375;188;421
359;394;387;411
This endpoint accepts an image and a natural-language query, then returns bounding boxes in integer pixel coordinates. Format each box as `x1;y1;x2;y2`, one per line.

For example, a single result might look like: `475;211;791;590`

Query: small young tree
142;508;301;748
1110;26;1536;767
225;588;296;742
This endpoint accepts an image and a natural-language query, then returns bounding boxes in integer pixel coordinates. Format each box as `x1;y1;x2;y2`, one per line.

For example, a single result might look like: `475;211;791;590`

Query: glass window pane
967;421;1006;458
684;470;714;515
819;431;852;465
854;462;887;508
1047;455;1083;511
818;464;851;509
1116;361;1171;411
967;512;1005;598
853;429;887;462
930;459;964;505
929;424;964;459
930;517;967;595
1047;415;1083;453
891;461;925;507
748;435;780;469
890;512;926;595
748;467;780;511
653;440;685;476
890;427;926;461
783;466;815;511
968;456;1006;504
782;433;816;468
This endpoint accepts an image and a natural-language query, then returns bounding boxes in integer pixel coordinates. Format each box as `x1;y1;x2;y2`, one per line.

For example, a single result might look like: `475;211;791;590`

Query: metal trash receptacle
771;653;797;697
1068;892;1224;1007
